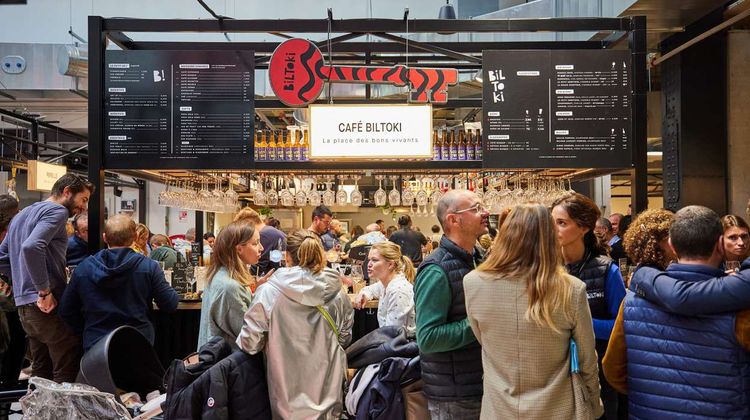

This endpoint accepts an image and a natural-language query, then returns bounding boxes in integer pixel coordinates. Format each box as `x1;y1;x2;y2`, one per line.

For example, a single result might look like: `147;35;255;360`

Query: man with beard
413;190;489;419
0;173;93;383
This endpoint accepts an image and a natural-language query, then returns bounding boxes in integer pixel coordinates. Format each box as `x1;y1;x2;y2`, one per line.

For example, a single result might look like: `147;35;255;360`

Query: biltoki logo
487;69;506;103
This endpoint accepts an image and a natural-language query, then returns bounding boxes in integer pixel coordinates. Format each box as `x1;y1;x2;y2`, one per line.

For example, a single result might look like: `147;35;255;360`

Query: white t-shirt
359;273;416;337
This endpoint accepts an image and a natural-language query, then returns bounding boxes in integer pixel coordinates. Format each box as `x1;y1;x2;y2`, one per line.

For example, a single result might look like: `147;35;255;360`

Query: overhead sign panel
103;50;254;169
309;104;432;160
482;49;632;168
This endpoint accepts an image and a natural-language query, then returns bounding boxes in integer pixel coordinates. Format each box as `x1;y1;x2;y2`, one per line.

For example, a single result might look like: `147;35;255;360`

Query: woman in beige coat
464;203;604;419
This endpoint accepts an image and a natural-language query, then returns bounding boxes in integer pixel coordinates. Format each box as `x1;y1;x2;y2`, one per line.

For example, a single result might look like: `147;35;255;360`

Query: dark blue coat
66;235;89;266
59;247;178;351
630;257;750;314
624;263;750;419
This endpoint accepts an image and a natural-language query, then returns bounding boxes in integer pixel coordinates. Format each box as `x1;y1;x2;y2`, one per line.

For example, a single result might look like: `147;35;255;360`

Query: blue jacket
630;257;750;315
59;247;179;351
66;235;89;266
624;263;750;419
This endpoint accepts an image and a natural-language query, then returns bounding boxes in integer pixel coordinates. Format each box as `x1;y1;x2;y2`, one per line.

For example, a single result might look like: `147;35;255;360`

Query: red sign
269;38;458;107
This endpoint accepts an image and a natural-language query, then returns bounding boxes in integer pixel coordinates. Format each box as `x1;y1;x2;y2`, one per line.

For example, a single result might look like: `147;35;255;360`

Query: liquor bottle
432;129;441;161
449;131;459;161
258;130;268;161
475;129;483;161
458;130;467;161
290;130;301;161
466;130;476;160
301;129;309;160
253;131;260;161
280;130;291;161
267;130;278;161
440;130;450;161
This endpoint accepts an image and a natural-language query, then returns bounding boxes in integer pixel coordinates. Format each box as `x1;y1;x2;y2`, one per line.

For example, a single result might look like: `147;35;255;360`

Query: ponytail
286;230;325;274
401;255;416;283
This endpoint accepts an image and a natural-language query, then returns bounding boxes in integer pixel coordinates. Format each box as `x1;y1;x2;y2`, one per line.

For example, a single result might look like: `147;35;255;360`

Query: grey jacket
237;266;354;419
198;267;253;351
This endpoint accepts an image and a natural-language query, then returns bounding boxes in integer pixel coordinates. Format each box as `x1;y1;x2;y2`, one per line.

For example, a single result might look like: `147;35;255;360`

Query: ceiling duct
57;45;88;78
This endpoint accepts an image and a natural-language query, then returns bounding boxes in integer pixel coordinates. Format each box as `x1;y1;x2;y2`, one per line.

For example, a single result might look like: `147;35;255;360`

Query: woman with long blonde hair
464;203;603;419
131;223;150;255
237;230;353;419
197;221;262;350
353;241;416;336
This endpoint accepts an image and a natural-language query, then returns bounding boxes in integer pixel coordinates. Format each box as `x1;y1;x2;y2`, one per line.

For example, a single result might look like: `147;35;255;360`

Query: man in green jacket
149;234;183;269
414;189;489;419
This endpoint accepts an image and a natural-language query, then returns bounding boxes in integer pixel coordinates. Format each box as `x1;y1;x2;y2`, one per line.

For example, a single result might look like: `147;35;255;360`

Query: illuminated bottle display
449;131;459;161
458;130;467;161
475;129;483;161
267;131;278;161
281;131;291;161
291;130;301;161
432;129;441;160
301;129;309;161
440;130;450;161
253;131;260;161
258;131;269;161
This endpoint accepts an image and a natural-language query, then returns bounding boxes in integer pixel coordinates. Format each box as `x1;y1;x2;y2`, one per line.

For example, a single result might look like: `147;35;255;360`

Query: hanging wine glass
254;175;267;206
350;175;363;207
415;178;428;208
322;175;336;207
374;175;387;207
388;175;401;207
307;176;321;206
224;176;239;213
401;178;415;207
336;175;349;206
295;176;309;207
280;176;294;207
266;176;279;206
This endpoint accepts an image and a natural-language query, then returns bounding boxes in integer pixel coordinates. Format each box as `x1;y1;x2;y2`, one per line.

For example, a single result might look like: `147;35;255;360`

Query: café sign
27;160;67;192
309;104;432;159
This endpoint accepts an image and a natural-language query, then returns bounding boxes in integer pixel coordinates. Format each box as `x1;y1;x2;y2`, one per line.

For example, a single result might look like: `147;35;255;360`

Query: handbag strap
569;338;581;374
316;305;340;340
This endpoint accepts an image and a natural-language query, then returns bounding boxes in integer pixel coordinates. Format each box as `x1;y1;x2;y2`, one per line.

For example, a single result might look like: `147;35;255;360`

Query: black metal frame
88;15;648;252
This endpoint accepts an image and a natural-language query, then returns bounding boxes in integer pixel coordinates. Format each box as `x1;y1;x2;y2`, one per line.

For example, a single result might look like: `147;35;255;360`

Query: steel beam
102;17;629;34
88;16;106;253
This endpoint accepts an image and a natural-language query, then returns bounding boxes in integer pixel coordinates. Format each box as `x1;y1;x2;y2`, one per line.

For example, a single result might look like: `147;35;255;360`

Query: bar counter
150;296;380;367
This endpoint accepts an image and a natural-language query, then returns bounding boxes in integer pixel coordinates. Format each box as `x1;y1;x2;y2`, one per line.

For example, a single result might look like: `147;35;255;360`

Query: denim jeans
18;304;82;383
427;398;481;420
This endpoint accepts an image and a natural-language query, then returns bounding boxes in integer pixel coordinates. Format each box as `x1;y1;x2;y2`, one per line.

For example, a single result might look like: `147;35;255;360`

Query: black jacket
163;337;271;420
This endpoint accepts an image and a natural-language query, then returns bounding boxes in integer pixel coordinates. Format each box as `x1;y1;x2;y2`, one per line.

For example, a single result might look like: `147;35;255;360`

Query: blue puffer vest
416;236;483;401
623;265;750;419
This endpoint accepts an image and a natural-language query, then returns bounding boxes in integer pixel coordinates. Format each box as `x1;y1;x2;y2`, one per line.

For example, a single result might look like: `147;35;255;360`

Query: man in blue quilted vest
608;205;750;418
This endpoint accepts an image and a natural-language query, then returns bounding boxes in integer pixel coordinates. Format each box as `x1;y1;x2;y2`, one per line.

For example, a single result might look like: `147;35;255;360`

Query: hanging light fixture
438;0;457;35
438;0;457;20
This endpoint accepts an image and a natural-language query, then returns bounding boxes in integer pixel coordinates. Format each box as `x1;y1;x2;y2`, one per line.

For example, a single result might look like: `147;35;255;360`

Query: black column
88;16;106;253
629;15;648;214
661;8;727;214
137;179;147;225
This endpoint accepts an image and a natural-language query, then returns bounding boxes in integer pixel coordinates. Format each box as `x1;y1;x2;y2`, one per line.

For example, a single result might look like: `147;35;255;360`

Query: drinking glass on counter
726;260;741;274
350;265;365;294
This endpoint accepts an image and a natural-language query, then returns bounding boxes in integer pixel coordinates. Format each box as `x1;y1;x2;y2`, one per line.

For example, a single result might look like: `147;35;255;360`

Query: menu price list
103;51;254;169
482;50;632;168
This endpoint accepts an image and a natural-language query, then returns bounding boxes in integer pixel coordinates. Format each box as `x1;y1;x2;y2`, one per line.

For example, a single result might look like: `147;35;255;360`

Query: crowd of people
1;172;750;419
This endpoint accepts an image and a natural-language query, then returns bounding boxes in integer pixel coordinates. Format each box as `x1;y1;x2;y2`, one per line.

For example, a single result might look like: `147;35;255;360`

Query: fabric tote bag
570;338;594;420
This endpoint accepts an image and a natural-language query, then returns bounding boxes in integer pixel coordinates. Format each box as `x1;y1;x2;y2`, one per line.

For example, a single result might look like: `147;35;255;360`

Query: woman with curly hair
622;208;676;271
603;208;676;397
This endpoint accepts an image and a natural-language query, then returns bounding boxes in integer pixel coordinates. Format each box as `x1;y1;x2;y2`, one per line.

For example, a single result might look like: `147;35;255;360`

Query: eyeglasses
451;203;487;215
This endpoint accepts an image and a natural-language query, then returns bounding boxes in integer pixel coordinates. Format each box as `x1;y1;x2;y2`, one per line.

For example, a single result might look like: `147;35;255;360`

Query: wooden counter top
156;296;378;311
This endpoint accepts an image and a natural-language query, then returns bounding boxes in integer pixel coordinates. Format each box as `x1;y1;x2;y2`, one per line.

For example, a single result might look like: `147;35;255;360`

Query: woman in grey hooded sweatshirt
237;230;354;419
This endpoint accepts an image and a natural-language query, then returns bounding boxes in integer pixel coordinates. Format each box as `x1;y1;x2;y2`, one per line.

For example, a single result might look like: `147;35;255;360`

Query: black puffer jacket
163;337;271;420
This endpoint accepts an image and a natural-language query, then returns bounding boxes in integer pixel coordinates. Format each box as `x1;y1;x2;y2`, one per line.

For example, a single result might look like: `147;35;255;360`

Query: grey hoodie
237;266;354;420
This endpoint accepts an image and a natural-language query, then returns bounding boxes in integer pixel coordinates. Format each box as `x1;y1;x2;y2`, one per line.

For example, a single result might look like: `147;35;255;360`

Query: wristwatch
38;291;50;298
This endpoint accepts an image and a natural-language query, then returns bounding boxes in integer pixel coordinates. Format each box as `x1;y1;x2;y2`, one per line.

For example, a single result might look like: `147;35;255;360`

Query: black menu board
171;260;194;296
482;50;632;168
104;50;254;169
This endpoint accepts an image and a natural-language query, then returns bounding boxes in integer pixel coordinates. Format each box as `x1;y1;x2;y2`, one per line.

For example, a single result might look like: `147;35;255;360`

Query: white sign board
309;104;432;159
